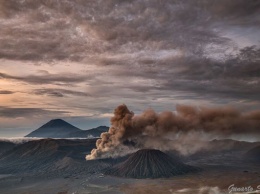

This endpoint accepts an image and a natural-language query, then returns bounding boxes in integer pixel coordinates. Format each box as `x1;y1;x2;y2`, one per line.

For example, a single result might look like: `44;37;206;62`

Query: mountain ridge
25;119;109;138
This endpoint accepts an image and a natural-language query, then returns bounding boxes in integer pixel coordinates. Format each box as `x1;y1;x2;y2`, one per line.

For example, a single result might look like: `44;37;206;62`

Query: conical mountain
25;119;81;138
105;149;198;179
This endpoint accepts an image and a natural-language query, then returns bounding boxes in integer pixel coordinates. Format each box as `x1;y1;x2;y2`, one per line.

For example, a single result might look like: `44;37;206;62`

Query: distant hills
0;138;259;178
25;119;109;138
0;138;106;175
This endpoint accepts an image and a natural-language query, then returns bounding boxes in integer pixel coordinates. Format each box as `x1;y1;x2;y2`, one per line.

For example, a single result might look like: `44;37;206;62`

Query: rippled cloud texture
0;0;259;136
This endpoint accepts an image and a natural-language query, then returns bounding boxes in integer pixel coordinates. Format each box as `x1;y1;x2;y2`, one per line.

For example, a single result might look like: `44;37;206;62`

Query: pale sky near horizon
0;0;259;137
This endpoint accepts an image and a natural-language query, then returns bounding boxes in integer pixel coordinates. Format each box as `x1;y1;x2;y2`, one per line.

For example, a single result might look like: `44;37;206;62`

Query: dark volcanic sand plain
0;139;259;194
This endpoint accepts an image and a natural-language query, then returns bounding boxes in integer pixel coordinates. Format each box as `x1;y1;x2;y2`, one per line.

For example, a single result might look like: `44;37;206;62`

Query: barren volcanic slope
0;138;98;174
244;145;260;162
0;141;15;155
105;149;198;179
25;119;82;138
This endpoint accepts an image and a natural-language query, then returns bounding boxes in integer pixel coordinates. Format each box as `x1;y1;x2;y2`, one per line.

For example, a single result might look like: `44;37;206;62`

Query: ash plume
86;104;260;160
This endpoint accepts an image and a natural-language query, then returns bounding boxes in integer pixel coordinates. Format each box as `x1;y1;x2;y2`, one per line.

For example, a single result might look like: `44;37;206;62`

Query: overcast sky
0;0;259;137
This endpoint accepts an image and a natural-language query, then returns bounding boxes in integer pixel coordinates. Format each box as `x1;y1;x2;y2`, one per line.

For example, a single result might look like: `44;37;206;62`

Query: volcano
25;119;81;138
25;119;109;138
105;149;198;179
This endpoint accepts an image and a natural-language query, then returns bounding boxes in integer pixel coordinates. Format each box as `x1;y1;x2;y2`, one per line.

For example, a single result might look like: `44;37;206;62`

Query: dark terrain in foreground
0;138;259;194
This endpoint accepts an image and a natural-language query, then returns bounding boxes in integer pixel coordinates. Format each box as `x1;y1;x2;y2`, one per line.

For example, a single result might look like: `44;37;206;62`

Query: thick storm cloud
0;0;259;134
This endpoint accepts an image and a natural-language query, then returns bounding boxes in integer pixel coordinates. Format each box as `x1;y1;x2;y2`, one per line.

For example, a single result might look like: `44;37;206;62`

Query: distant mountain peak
25;119;81;138
25;119;109;138
50;118;64;122
46;119;73;126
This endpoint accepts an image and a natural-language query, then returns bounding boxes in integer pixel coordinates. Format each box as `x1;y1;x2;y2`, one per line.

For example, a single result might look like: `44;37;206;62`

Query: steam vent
105;149;198;179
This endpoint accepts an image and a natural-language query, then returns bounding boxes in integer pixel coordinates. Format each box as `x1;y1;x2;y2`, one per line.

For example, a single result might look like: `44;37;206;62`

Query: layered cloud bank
0;0;259;134
86;104;260;159
0;0;259;61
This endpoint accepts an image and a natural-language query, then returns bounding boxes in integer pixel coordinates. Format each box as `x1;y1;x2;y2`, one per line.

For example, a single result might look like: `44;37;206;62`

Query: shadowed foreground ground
0;139;259;194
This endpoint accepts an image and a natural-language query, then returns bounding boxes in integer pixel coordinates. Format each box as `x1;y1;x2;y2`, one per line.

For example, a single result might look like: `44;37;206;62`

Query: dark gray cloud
90;45;260;102
33;88;90;97
0;72;87;85
0;0;258;62
0;90;14;94
157;46;260;101
0;106;69;118
0;45;259;102
203;0;260;26
0;0;259;132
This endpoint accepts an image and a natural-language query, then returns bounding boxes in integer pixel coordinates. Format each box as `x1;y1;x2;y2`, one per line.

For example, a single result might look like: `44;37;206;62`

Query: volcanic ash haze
86;104;260;160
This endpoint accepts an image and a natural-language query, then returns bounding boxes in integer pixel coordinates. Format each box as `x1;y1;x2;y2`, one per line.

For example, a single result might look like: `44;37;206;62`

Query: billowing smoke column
86;104;260;160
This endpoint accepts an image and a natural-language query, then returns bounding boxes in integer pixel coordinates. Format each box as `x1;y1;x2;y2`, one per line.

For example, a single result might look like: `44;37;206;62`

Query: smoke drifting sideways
86;104;260;160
